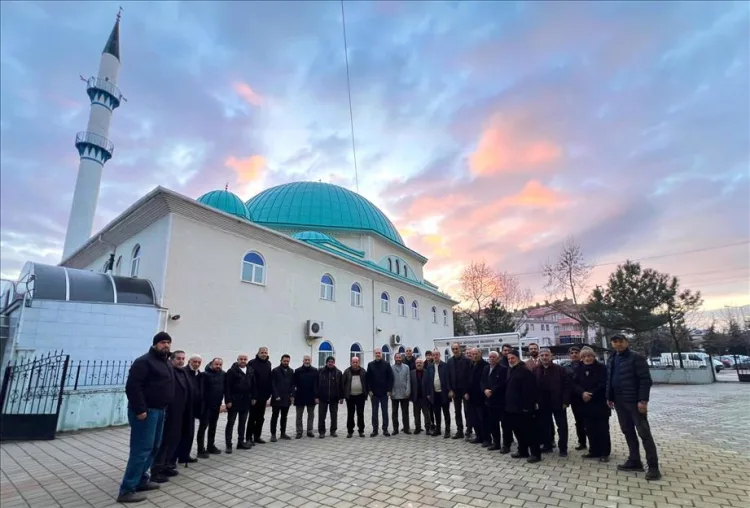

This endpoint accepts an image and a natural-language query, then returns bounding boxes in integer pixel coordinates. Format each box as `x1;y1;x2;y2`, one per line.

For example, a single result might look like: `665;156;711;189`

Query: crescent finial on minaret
225;182;229;191
103;8;121;61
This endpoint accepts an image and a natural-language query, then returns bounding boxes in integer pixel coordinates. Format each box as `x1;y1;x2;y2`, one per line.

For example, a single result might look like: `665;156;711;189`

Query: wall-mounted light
170;314;181;321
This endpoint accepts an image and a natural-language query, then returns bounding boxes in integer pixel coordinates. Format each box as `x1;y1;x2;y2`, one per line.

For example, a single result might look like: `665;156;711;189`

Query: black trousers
571;403;587;446
487;406;503;446
175;413;196;462
246;398;269;441
466;400;487;442
539;407;569;452
614;401;659;467
270;406;290;435
431;392;451;431
452;396;467;432
318;400;339;434
584;413;611;458
197;405;220;451
508;412;540;458
346;394;366;433
391;398;410;431
226;405;250;446
152;403;185;472
412;397;431;431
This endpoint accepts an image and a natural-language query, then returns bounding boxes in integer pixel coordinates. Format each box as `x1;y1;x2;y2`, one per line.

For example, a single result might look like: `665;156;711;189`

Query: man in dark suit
424;349;452;438
505;349;541;463
176;354;203;465
607;334;661;480
447;342;472;440
409;359;431;434
481;351;508;451
465;348;488;446
535;348;570;457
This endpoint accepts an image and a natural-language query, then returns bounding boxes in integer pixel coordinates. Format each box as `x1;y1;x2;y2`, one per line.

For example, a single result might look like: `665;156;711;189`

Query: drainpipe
371;279;376;362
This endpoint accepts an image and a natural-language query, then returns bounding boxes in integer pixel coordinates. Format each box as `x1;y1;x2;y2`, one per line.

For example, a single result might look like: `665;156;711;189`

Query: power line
340;0;359;194
511;240;750;277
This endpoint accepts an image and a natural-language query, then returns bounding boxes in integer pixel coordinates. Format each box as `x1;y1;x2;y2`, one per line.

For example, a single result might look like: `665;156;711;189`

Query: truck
433;332;523;360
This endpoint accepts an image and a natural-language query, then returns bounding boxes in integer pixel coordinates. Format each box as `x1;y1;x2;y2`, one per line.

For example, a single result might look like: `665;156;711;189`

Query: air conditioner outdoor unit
391;334;402;346
307;320;323;338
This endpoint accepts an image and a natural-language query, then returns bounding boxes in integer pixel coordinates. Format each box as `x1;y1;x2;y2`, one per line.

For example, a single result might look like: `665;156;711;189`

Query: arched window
114;255;122;276
413;346;421;358
350;283;362;307
130;244;141;278
318;340;334;368
443;309;448;326
241;251;266;285
102;260;110;273
320;274;335;301
382;344;391;364
388;258;393;271
411;300;419;319
381;292;390;313
431;306;437;323
404;265;408;278
350;342;363;361
397;346;405;355
395;259;401;274
397;296;406;317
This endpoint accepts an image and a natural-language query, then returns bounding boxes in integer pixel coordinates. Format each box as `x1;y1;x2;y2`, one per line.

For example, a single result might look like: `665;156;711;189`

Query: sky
1;0;748;313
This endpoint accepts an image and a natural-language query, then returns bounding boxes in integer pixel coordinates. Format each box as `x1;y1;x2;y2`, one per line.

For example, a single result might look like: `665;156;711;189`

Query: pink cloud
232;82;264;107
225;155;266;183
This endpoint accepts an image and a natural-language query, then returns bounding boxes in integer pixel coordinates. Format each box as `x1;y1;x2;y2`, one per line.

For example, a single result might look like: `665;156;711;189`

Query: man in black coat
409;359;431;434
117;332;174;504
293;355;318;439
566;346;587;451
505;349;541;463
270;354;295;441
224;354;256;453
607;334;661;480
535;348;570;457
424;349;452;438
572;347;611;462
247;347;272;444
175;354;203;465
481;351;508;451
151;350;192;481
447;342;472;440
465;348;488;445
367;348;394;437
499;344;512;368
318;356;343;438
197;358;225;458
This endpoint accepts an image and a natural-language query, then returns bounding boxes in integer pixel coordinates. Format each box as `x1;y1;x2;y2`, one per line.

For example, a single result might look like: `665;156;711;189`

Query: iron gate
0;352;70;441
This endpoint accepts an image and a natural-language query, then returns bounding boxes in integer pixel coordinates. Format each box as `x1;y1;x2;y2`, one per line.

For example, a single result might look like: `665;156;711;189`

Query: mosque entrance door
0;352;70;440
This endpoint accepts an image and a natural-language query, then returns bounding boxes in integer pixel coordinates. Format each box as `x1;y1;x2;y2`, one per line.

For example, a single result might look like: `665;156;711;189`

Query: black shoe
452;431;464;439
330;432;338;438
359;431;365;438
117;492;147;503
319;434;325;439
499;447;511;454
383;431;391;437
599;457;610;463
488;444;500;451
207;445;221;454
270;435;278;442
404;429;412;435
559;451;568;457
392;430;399;436
135;482;160;492
414;428;422;435
225;445;233;454
617;460;645;472
161;469;178;477
370;431;378;437
645;467;662;481
511;452;529;459
347;433;353;438
481;441;491;448
150;475;169;484
541;446;554;454
180;457;198;464
254;438;266;444
575;443;587;451
582;453;600;459
197;452;210;459
527;456;541;464
281;434;292;440
443;431;450;439
307;431;315;438
295;433;303;439
238;442;253;450
431;429;441;437
470;438;482;444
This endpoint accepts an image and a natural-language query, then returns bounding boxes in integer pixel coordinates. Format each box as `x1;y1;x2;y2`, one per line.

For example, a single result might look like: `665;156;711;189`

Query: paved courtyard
2;382;749;508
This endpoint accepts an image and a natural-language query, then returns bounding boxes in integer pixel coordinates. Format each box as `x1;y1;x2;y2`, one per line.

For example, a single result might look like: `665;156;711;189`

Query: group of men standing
116;333;662;505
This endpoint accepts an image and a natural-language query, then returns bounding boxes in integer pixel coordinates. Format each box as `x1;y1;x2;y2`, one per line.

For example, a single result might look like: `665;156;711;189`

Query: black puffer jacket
201;364;225;409
225;363;256;406
271;365;295;407
318;366;343;402
606;349;652;403
249;356;273;400
125;347;175;414
294;365;319;406
505;362;536;414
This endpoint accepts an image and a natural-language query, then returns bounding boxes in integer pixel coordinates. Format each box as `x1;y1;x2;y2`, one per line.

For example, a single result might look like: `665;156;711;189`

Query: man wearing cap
566;346;587;451
117;332;175;504
505;349;541;463
607;334;661;480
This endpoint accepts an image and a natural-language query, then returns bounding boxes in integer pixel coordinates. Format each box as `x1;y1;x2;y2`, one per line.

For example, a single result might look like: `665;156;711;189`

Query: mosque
0;13;456;368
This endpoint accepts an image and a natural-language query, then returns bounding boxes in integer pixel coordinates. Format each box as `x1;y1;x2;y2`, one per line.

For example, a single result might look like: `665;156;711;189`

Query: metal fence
63;360;132;390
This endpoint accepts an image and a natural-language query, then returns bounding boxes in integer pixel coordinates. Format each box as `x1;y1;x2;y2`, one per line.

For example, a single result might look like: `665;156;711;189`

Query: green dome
197;189;253;221
246;182;404;245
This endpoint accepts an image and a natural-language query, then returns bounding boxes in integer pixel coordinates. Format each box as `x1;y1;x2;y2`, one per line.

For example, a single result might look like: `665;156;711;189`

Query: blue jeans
119;408;165;495
371;395;389;432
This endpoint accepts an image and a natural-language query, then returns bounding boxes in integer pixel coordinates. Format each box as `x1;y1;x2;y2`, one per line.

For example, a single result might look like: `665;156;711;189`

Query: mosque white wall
12;299;160;362
160;214;453;368
367;236;425;281
82;215;171;302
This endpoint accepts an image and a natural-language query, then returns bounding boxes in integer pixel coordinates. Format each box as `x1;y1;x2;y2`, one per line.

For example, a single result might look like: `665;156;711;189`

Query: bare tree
495;271;534;335
541;237;594;342
458;261;500;334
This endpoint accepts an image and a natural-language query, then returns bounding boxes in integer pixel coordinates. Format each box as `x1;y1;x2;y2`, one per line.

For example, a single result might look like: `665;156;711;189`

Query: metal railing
75;131;114;155
63;359;132;390
86;77;123;102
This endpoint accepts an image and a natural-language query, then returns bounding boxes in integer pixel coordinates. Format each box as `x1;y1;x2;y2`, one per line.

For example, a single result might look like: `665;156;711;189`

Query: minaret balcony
75;131;114;164
86;77;123;111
